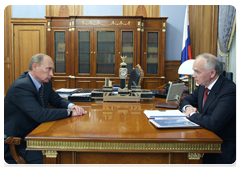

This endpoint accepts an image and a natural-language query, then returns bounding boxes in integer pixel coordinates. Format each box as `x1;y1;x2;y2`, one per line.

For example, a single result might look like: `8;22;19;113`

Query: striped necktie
39;84;44;107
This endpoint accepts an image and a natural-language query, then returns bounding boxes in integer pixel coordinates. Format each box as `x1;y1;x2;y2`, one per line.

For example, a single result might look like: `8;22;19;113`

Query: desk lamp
178;59;196;94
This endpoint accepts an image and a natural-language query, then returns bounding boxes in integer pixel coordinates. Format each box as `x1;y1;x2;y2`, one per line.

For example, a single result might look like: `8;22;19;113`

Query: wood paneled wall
189;5;218;58
46;5;159;18
165;60;181;83
123;5;160;17
46;5;83;17
4;6;13;95
163;5;218;85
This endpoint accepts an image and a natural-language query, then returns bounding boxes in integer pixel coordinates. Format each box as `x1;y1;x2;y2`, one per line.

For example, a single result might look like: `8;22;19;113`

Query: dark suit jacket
4;72;71;163
180;75;238;166
179;75;236;163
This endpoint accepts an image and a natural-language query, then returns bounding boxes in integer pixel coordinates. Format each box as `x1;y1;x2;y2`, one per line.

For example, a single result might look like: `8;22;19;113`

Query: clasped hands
183;106;199;118
68;105;87;117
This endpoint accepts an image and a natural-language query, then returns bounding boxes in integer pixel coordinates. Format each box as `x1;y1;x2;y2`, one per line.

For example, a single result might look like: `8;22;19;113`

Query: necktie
39;84;44;107
203;88;210;107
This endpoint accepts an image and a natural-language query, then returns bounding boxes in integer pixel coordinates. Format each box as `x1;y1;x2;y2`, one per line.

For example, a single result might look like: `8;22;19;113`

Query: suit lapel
201;75;224;114
26;72;43;106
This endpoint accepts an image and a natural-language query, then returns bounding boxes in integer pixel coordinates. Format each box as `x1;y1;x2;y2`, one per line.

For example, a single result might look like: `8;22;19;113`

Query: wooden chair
4;134;27;164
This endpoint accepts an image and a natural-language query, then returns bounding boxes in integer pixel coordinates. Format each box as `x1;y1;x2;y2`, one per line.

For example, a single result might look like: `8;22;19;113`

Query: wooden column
189;5;218;58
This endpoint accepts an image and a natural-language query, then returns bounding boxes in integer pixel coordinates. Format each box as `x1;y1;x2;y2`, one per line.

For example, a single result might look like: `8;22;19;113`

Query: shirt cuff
189;112;196;117
182;105;192;112
68;103;75;109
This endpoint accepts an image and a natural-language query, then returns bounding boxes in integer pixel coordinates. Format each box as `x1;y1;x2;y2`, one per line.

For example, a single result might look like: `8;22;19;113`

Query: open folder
144;110;200;128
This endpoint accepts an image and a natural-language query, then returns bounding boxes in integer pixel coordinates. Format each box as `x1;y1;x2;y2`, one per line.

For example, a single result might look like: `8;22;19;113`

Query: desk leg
42;151;58;164
187;153;204;164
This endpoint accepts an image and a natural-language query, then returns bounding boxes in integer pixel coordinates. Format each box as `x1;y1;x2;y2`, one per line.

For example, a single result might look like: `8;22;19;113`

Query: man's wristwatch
68;108;73;117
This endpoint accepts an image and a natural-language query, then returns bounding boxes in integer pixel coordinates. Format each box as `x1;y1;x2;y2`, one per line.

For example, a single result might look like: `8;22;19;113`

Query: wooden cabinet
46;16;167;89
142;18;167;89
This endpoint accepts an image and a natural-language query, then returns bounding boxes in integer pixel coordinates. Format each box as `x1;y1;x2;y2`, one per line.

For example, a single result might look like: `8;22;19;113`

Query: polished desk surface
25;98;222;164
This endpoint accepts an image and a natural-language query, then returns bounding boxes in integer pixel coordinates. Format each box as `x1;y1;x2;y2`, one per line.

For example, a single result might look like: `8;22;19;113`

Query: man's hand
69;105;87;117
184;106;198;117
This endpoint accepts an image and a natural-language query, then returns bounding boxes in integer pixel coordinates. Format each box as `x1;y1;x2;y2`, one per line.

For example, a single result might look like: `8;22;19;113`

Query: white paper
144;110;185;118
55;88;78;93
70;93;91;97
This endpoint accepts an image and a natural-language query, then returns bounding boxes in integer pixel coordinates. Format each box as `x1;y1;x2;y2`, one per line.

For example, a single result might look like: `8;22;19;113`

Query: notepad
143;110;185;119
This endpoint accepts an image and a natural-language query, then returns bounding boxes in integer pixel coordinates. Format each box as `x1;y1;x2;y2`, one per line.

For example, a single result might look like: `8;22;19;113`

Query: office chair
222;71;233;81
113;64;144;89
220;62;233;81
127;64;144;89
4;134;27;164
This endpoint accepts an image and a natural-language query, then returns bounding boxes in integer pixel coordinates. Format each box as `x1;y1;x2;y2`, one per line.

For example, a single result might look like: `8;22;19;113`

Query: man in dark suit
4;53;87;164
179;53;236;164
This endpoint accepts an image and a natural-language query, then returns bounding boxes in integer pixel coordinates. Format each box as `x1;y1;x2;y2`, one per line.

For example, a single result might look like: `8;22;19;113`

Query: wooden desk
25;98;222;164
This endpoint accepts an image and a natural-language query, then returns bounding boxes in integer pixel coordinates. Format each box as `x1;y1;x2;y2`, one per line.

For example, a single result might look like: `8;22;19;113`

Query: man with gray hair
180;53;236;164
4;53;87;164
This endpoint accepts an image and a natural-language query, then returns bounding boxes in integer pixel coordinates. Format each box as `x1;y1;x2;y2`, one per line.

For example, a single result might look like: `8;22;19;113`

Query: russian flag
180;6;192;77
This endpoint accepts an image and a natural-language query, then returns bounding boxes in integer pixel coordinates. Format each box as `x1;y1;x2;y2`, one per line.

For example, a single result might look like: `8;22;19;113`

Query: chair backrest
222;71;233;81
127;64;144;89
220;62;233;81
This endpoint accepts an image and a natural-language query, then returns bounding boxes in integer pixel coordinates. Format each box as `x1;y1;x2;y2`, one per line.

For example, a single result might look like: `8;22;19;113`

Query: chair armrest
4;136;22;145
4;135;27;164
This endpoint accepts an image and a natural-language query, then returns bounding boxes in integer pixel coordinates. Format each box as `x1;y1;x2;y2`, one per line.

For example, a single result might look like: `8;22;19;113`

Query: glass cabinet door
78;31;90;74
54;31;66;73
147;32;159;74
96;31;115;74
122;31;134;74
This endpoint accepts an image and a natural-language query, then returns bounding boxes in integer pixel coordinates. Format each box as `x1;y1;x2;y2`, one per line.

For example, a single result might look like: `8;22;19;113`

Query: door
13;25;45;80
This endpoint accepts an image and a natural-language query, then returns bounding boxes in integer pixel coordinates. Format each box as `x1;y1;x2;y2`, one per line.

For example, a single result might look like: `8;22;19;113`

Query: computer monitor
166;82;185;102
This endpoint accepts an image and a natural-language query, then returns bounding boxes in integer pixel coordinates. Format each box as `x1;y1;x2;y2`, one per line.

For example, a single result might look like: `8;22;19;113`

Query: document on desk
70;93;91;97
55;88;80;97
55;88;80;93
144;110;185;119
149;117;200;128
144;110;200;128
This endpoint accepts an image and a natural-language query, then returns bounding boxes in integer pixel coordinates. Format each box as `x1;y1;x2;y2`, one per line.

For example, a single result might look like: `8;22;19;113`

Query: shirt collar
206;76;219;90
28;72;42;91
